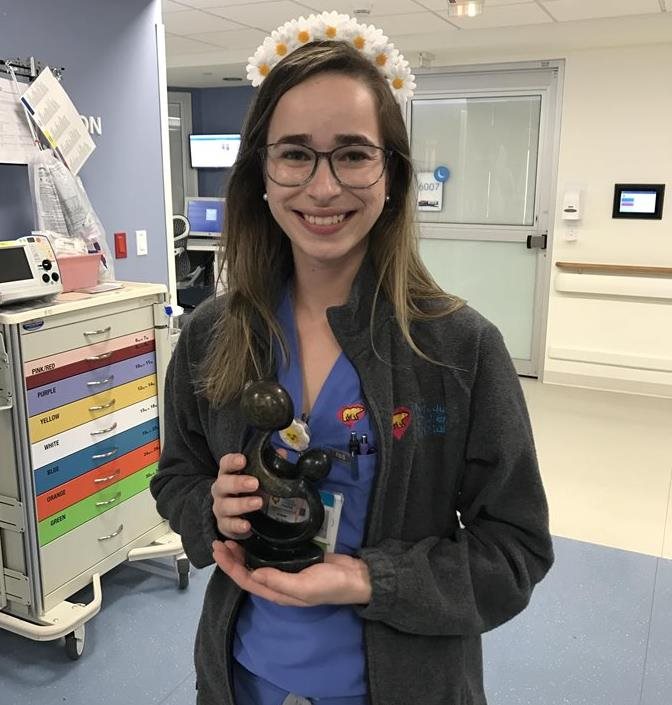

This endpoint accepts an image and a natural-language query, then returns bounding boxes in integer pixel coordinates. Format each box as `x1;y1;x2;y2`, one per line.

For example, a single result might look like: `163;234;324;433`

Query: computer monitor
189;134;241;168
184;197;226;238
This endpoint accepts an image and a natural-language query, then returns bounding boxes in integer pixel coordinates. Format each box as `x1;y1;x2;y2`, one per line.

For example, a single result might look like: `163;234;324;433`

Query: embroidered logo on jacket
411;402;447;438
339;403;366;428
392;406;411;440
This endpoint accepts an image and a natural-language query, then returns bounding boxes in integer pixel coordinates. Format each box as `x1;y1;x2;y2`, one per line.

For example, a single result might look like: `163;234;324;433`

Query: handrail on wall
555;262;672;276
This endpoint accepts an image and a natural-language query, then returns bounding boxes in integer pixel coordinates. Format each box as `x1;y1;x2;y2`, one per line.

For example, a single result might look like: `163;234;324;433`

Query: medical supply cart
0;282;187;659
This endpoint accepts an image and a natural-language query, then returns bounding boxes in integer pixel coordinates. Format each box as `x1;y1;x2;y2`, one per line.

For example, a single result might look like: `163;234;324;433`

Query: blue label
434;166;450;183
22;320;45;331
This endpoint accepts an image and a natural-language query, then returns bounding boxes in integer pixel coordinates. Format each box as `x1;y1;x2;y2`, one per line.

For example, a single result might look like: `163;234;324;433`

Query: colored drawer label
37;439;161;520
25;333;155;390
31;396;158;470
34;417;160;495
29;374;157;443
38;462;159;545
27;352;156;415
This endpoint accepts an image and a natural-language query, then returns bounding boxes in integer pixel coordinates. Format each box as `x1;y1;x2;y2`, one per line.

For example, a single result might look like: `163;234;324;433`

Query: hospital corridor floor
1;379;671;705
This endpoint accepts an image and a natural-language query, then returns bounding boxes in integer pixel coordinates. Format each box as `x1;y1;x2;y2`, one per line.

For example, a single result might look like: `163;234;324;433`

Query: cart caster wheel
65;625;85;660
177;558;190;590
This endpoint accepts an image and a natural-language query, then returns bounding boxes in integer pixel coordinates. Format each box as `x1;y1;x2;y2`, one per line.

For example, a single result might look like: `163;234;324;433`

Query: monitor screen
189;134;241;168
0;246;32;283
185;197;226;237
619;190;657;214
612;183;665;220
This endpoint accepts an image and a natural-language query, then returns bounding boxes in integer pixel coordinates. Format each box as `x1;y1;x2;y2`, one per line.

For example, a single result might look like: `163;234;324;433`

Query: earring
385;195;390;203
262;193;268;202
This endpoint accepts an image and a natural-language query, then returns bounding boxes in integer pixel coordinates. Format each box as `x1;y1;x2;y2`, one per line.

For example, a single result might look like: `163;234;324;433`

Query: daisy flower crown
246;11;416;106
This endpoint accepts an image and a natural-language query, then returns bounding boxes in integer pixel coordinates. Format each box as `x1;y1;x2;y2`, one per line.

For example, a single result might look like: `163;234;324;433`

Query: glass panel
419;238;537;361
168;100;185;214
411;96;541;226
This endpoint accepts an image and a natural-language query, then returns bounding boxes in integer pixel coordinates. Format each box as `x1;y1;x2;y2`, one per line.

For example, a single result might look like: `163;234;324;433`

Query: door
167;91;198;215
409;63;563;376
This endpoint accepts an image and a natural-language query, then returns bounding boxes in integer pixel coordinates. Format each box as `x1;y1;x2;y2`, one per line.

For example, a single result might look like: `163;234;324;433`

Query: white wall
420;30;672;398
544;42;672;397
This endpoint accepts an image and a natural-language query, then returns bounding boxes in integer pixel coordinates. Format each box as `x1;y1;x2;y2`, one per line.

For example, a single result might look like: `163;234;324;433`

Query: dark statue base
242;534;324;573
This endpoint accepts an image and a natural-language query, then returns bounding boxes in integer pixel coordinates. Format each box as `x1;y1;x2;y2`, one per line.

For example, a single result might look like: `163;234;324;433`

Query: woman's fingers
211;453;260;538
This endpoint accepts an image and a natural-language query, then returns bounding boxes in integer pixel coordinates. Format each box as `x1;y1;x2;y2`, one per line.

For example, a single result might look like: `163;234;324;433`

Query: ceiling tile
299;0;428;15
164;9;243;34
485;0;538;5
205;1;317;30
165;33;224;53
162;1;189;13
419;0;535;10
175;0;269;7
446;2;553;28
541;0;663;22
188;28;268;49
371;12;453;35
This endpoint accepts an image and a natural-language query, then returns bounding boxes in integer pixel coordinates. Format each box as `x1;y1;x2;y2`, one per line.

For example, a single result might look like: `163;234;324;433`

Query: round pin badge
279;417;311;452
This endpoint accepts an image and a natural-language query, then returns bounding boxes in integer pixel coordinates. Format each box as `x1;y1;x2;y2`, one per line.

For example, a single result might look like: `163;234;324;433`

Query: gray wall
186;85;256;198
0;0;170;285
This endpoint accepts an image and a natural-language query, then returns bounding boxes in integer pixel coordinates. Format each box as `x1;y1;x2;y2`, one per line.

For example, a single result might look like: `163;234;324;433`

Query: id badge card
261;491;344;553
312;490;344;554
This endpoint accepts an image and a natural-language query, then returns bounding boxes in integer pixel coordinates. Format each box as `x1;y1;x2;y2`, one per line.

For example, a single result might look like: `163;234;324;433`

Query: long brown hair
201;41;462;405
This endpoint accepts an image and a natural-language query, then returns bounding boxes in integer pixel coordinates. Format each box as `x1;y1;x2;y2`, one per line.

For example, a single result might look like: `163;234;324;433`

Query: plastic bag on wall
27;150;115;282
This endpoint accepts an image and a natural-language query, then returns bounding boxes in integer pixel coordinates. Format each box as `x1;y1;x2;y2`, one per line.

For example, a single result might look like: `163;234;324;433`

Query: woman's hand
211;453;263;539
212;540;372;607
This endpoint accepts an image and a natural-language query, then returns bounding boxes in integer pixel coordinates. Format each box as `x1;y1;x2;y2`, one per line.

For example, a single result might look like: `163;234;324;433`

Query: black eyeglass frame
260;143;393;189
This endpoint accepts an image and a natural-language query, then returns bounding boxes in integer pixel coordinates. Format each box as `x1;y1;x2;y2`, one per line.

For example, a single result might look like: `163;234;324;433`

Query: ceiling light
447;0;484;17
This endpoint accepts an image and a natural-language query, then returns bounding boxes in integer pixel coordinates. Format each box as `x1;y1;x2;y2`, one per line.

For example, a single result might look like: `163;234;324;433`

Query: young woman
151;14;553;705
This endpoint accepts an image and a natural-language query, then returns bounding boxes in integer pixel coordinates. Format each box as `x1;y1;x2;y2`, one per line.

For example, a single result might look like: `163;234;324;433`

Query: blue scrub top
233;286;378;698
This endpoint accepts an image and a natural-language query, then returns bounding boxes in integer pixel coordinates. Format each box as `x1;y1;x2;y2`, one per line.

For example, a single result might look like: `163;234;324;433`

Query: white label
416;172;443;211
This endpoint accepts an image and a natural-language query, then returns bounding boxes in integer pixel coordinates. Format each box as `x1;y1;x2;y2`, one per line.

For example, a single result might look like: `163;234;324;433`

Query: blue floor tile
640;557;672;705
0;559;210;705
483;536;657;705
1;537;668;705
159;671;198;704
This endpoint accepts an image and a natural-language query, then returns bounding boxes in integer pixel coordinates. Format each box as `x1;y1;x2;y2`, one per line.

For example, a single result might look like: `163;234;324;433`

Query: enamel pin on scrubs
279;416;310;451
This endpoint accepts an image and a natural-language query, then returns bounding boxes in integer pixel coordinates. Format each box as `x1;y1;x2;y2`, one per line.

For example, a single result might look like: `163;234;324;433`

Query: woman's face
264;72;387;272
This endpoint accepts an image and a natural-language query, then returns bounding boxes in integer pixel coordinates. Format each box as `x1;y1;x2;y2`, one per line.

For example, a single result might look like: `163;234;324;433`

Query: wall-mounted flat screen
189;134;241;168
185;197;225;237
612;183;665;220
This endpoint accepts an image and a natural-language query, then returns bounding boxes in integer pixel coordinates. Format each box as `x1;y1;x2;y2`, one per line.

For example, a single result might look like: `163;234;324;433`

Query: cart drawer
39;488;163;594
20;306;154;361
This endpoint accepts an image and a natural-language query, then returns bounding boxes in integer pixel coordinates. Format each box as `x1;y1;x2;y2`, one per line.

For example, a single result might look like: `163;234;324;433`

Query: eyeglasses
262;143;391;189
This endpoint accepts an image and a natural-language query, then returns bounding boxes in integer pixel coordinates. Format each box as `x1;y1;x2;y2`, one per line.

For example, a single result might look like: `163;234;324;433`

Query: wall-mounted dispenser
561;189;582;241
562;190;581;220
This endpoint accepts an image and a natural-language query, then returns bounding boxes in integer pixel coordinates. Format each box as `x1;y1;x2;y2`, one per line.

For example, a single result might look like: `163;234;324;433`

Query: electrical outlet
136;229;148;256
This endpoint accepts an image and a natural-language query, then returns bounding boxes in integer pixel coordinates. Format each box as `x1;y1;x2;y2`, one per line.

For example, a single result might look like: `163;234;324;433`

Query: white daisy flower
265;30;294;61
313;11;351;41
360;24;389;59
387;59;416;104
371;44;399;73
348;22;379;54
246;41;276;86
283;17;313;46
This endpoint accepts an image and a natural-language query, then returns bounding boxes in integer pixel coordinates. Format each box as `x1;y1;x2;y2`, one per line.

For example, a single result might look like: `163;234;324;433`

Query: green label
38;463;158;545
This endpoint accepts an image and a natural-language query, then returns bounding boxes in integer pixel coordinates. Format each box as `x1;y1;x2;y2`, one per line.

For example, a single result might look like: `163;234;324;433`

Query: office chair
172;214;203;290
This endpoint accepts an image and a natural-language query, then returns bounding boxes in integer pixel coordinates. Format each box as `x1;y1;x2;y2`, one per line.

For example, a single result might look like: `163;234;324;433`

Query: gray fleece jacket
150;261;554;705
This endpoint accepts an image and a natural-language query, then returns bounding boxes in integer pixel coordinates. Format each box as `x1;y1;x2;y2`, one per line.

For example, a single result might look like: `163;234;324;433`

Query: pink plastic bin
56;254;101;292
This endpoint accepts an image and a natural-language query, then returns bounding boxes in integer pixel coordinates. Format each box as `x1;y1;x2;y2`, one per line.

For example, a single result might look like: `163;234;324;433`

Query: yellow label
29;375;157;443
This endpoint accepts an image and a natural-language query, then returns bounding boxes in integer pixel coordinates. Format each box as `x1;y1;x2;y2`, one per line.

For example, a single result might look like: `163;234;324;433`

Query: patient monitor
0;235;62;306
